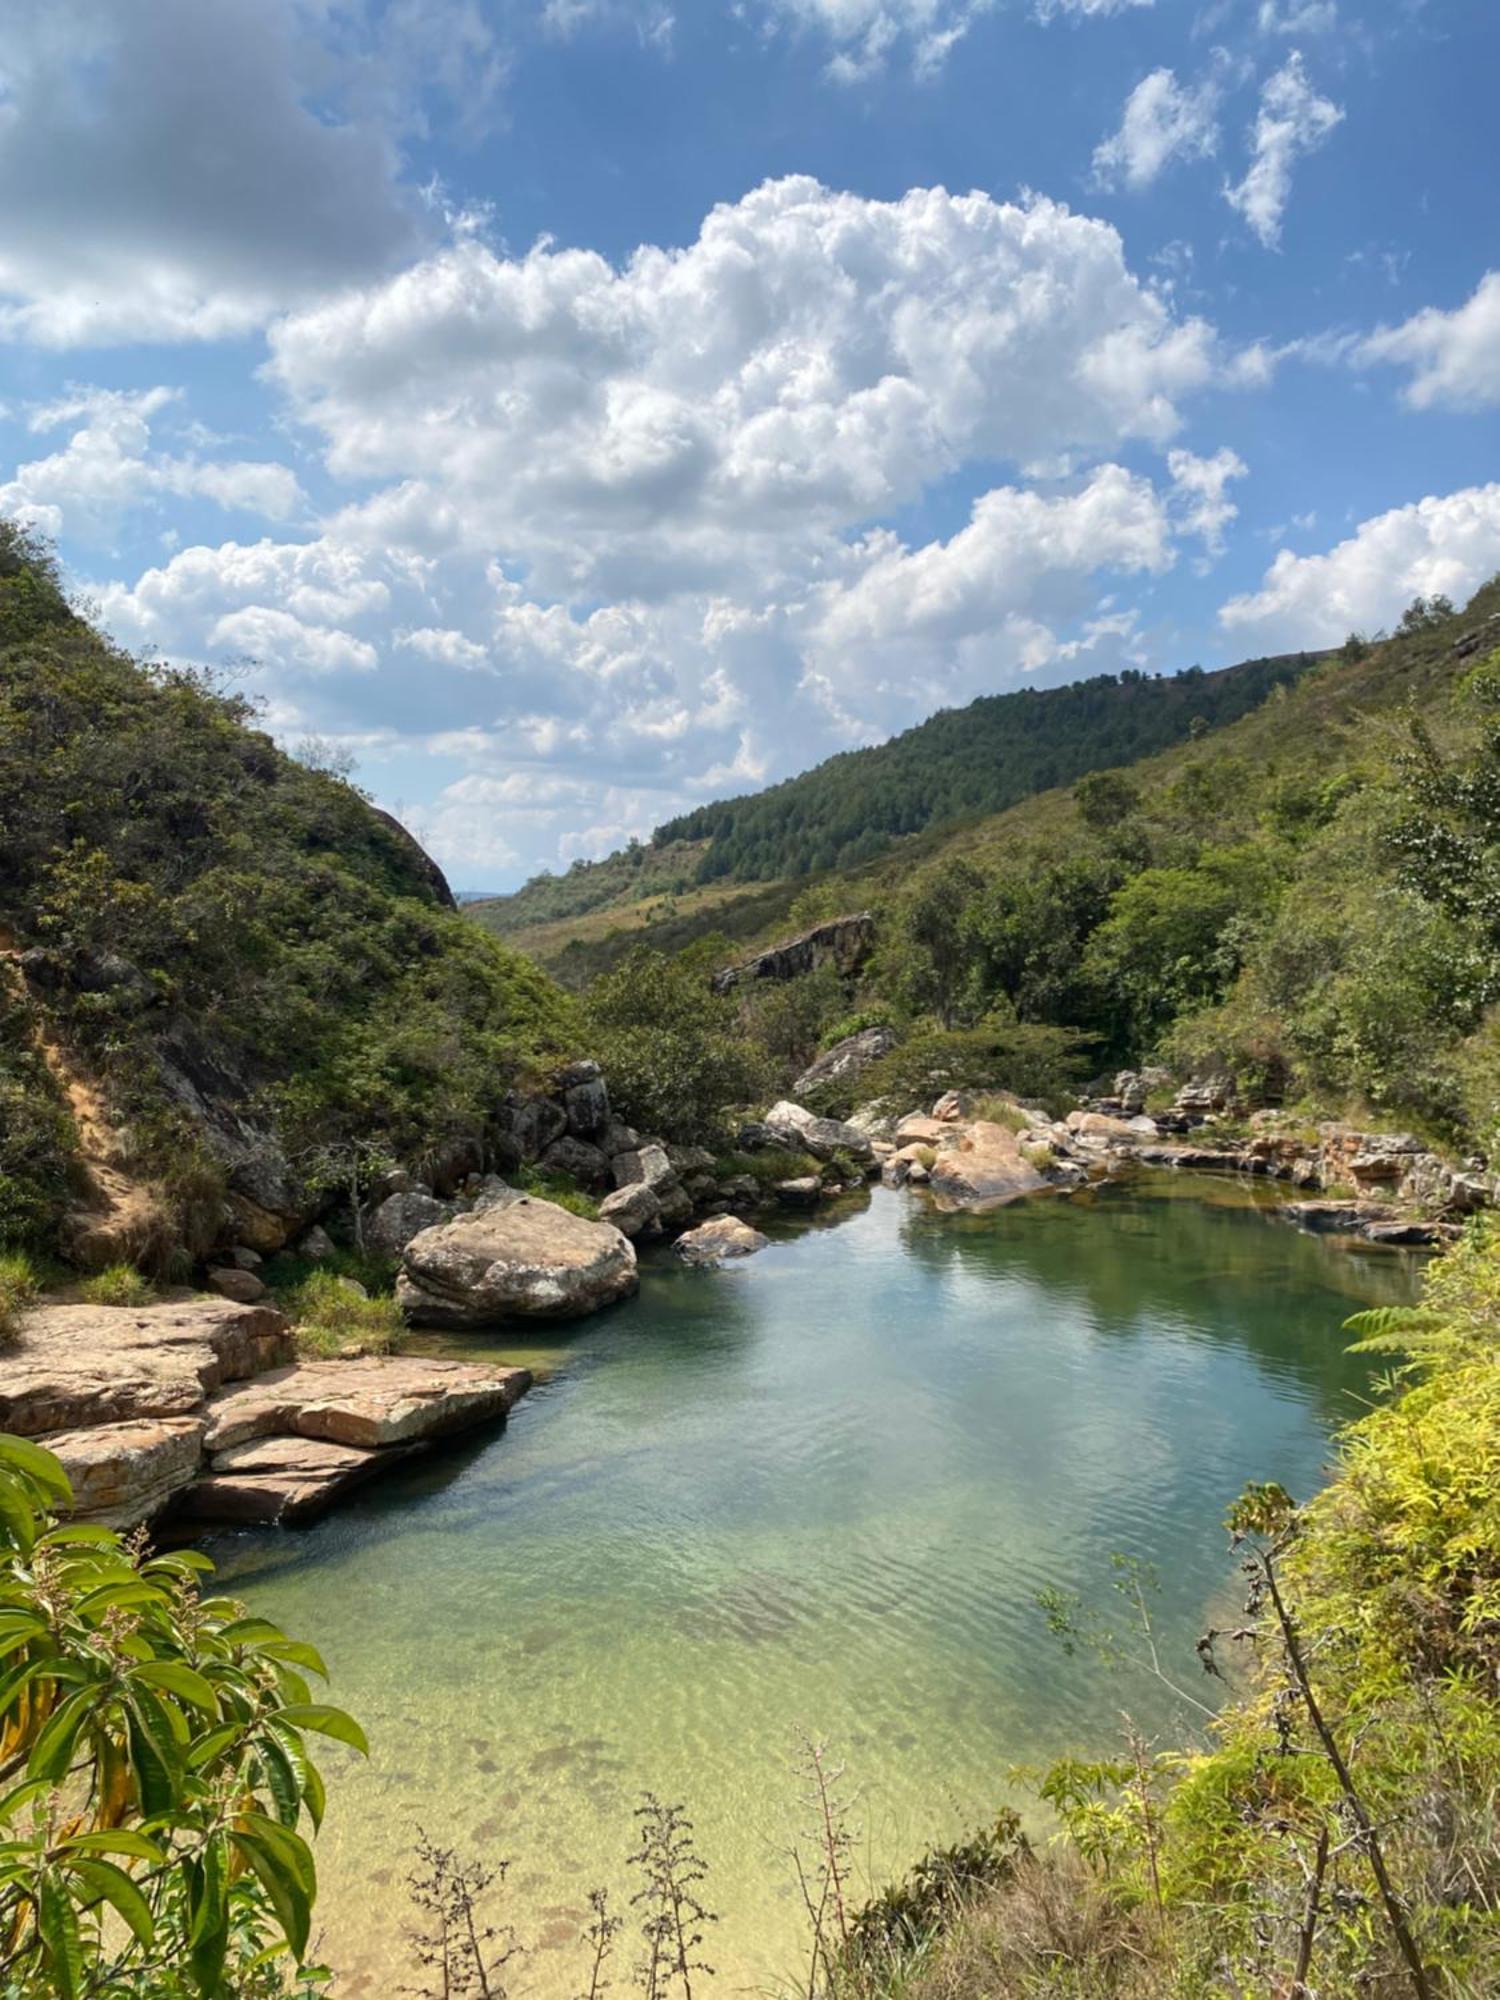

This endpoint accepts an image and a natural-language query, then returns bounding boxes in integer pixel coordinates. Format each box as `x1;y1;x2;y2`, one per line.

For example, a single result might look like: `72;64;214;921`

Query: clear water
210;1177;1418;1996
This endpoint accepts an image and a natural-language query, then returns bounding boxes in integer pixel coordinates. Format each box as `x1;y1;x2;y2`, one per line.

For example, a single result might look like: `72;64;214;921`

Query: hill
0;524;577;1269
471;646;1322;949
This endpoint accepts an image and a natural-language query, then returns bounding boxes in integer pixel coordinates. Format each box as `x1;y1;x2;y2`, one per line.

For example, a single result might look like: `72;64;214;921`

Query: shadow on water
208;1177;1419;1996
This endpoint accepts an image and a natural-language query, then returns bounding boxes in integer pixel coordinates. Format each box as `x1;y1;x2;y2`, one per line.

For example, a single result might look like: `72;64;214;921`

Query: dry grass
0;1249;40;1347
852;1853;1170;2000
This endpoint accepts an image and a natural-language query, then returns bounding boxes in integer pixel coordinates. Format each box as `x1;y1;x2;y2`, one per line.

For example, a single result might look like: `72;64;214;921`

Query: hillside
0;524;577;1269
470;647;1321;945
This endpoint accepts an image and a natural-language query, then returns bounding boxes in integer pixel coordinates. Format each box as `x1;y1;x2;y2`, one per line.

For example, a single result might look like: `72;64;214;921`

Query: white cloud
762;2;995;79
1220;484;1500;645
1093;68;1221;192
1355;272;1500;411
1168;446;1247;556
0;386;303;540
1225;52;1343;248
0;0;433;346
1033;0;1153;18
208;605;378;675
1257;1;1337;32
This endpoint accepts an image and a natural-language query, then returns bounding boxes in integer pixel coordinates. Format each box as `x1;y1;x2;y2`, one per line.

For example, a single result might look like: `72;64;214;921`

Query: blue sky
1;0;1497;888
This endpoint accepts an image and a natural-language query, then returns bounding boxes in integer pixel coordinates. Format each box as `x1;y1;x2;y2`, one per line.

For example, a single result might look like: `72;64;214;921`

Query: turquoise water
210;1177;1418;1996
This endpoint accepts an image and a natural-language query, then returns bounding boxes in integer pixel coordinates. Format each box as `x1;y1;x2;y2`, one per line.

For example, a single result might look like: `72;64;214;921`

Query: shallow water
211;1177;1418;1995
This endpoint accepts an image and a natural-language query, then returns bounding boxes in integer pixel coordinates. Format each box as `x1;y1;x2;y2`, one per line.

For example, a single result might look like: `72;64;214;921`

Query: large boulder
927;1121;1049;1213
397;1196;638;1327
793;1026;898;1100
711;913;875;995
0;1298;293;1438
763;1101;874;1165
185;1435;414;1526
598;1182;662;1239
539;1135;613;1188
48;1417;206;1529
558;1061;610;1138
673;1216;769;1266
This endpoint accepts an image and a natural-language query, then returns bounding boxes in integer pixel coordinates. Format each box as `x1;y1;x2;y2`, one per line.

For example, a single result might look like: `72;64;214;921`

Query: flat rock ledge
2;1296;533;1532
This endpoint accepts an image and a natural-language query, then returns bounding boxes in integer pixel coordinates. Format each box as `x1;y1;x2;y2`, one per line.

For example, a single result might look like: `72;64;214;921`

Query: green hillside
0;524;576;1264
471;646;1320;944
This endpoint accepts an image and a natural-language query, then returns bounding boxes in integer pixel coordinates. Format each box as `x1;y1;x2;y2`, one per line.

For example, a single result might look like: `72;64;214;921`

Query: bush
0;1248;40;1346
586;947;770;1142
0;1430;363;1996
857;1019;1091;1118
516;1167;601;1219
78;1262;154;1307
284;1268;405;1357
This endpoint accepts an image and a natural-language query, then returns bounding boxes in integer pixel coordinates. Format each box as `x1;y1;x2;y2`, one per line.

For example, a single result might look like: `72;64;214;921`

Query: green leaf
273;1704;368;1756
125;1699;179;1822
131;1661;220;1717
0;1777;51;1825
26;1687;99;1784
70;1855;155;1950
0;1434;73;1503
187;1720;245;1772
0;1478;37;1551
76;1579;171;1619
59;1829;166;1864
37;1870;85;2000
256;1730;302;1829
259;1637;329;1678
300;1754;327;1834
232;1828;312;1961
188;1836;231;1997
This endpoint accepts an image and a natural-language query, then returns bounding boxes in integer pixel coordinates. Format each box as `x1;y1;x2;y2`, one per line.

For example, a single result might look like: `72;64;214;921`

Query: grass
284;1269;406;1358
515;1167;601;1219
0;1249;40;1347
77;1263;154;1307
969;1093;1033;1132
712;1146;823;1188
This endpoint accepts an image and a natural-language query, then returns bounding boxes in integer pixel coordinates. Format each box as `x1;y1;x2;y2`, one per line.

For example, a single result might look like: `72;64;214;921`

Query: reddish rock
48;1417;205;1529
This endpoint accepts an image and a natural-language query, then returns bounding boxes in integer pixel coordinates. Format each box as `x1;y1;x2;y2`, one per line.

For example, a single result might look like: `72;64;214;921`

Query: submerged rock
673;1216;769;1265
397;1196;638;1326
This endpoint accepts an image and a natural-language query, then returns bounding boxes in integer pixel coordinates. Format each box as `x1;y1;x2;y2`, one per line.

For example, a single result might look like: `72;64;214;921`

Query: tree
884;859;986;1028
0;1431;364;1999
1072;771;1141;833
585;949;768;1142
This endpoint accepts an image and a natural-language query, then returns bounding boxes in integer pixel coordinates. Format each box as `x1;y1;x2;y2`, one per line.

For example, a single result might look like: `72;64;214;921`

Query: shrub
858;1019;1091;1117
78;1262;154;1307
516;1166;601;1219
0;1247;40;1346
586;946;770;1142
0;1430;363;1996
285;1268;405;1357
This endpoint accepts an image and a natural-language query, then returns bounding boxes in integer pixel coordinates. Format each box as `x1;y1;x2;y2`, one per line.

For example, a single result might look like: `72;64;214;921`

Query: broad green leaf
59;1829;166;1863
232;1829;312;1961
0;1435;73;1503
27;1686;99;1784
125;1701;178;1821
188;1836;231;1996
70;1855;155;1949
37;1871;84;2000
131;1661;220;1717
273;1704;368;1756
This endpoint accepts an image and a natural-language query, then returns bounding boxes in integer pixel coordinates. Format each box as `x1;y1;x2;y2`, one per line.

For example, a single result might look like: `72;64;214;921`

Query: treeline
656;652;1318;884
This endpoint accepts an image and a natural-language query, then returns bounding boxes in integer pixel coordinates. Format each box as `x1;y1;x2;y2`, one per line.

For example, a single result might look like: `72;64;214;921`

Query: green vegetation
832;1218;1500;2000
0;1430;366;1998
515;1166;602;1218
0;1250;40;1347
585;945;771;1142
281;1268;405;1358
76;1264;155;1308
0;522;578;1262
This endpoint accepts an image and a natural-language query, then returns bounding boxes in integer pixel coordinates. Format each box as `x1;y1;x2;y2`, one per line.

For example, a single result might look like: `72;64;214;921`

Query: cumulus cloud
1220;484;1500;645
1355;272;1500;411
0;386;303;540
266;177;1232;602
1225;52;1343;248
1093;67;1222;191
0;0;431;345
1168;446;1247;557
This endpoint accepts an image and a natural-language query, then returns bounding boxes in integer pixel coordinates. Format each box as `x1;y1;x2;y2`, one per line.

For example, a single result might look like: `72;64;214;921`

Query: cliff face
0;524;576;1268
710;912;876;994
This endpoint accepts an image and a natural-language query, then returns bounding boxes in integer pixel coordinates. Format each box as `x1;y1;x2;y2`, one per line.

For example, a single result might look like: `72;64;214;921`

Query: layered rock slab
47;1417;206;1529
202;1356;532;1452
186;1435;421;1526
397;1194;637;1327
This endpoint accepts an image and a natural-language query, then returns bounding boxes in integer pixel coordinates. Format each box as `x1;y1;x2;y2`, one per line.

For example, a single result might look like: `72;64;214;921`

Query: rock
206;1267;267;1304
48;1417;205;1529
0;1299;294;1438
367;1190;456;1258
203;1355;532;1453
733;1121;777;1153
297;1224;336;1261
397;1196;638;1327
847;1101;901;1141
369;806;457;909
495;1092;569;1165
225;1192;295;1254
666;1144;717;1177
599;1118;643;1158
673;1216;770;1265
931;1091;970;1123
1284;1200;1389;1235
1348;1150;1405;1183
1066;1111;1143;1145
184;1436;415;1526
1174;1075;1237;1117
1363;1220;1450;1247
613;1143;677;1191
558;1062;610;1138
893;1113;947;1148
598;1182;662;1238
928;1121;1049;1213
792;1026;898;1099
423;1135;485;1197
774;1176;822;1208
539;1135;613;1188
711;913;875;995
228;1244;263;1271
763;1102;874;1164
883;1143;935;1189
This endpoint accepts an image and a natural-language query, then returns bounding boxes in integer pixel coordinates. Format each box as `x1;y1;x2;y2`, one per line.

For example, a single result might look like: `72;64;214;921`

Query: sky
2;1;1497;891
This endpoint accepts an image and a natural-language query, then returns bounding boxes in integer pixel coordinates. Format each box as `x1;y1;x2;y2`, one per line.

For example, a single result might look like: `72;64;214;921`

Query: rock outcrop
49;1418;207;1530
397;1193;638;1327
711;913;876;995
763;1101;875;1165
793;1025;898;1100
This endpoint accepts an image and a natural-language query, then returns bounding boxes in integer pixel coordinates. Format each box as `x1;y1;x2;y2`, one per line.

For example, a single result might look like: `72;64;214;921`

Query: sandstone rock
48;1417;205;1529
424;1136;485;1197
185;1436;418;1526
598;1182;662;1239
1066;1111;1143;1145
847;1101;901;1140
792;1026;898;1099
931;1091;970;1123
0;1299;294;1438
226;1192;294;1254
1284;1200;1389;1235
928;1121;1048;1213
397;1197;637;1326
206;1267;267;1304
540;1136;613;1188
228;1245;264;1272
203;1356;532;1453
599;1118;643;1158
893;1114;947;1148
496;1092;568;1164
733;1121;777;1152
673;1216;770;1265
613;1143;677;1191
774;1176;822;1207
367;1190;456;1258
1363;1219;1450;1247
